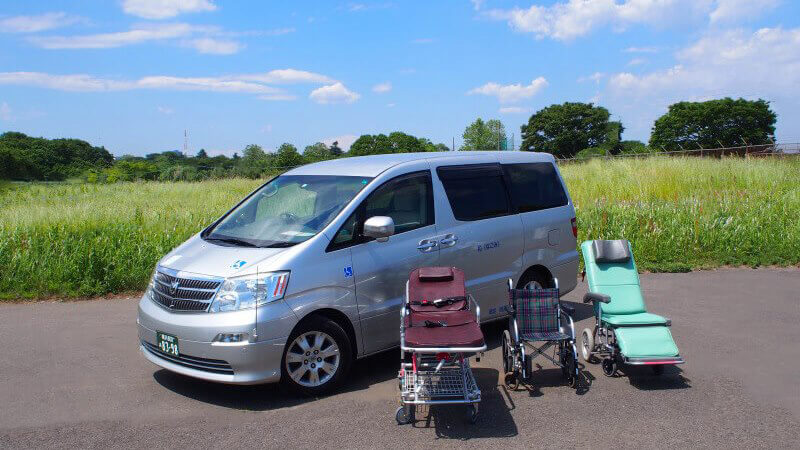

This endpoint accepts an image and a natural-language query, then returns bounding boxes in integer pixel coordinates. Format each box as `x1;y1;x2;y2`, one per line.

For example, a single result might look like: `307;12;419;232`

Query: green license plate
156;331;179;357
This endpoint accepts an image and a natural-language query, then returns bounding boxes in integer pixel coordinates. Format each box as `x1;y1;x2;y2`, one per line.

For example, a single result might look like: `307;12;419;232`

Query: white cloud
0;71;287;95
710;0;780;23
309;82;360;104
467;77;548;103
372;81;392;93
0;12;83;33
238;69;335;84
624;46;659;53
471;0;486;11
486;0;779;41
627;57;646;66
30;23;214;49
156;105;174;114
181;37;242;54
122;0;217;19
322;134;358;151
0;102;11;121
499;106;531;114
604;27;800;139
386;103;396;107
578;72;606;84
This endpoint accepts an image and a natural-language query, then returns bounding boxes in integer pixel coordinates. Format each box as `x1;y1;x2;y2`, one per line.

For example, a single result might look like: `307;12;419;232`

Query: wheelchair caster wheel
466;404;478;424
652;365;664;376
602;358;617;377
395;406;414;425
504;372;519;390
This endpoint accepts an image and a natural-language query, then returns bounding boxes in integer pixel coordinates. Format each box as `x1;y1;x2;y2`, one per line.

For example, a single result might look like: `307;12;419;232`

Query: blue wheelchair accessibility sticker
231;260;247;269
343;266;353;278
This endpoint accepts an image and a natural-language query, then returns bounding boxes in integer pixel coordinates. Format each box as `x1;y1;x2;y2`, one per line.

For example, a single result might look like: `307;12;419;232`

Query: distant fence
556;142;800;163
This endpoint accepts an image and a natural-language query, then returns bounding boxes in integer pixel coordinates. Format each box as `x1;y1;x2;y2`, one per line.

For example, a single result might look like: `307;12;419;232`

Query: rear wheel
602;358;617;377
581;328;597;363
466;404;478;424
396;405;415;425
519;271;550;290
281;316;352;396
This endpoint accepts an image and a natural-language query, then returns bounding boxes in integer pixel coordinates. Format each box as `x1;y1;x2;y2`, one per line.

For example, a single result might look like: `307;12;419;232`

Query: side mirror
363;216;395;242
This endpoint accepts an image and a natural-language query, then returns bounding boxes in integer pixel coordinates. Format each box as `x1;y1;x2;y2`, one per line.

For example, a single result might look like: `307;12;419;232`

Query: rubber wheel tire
281;316;352;396
396;406;414;425
502;330;513;374
581;328;597;363
565;346;578;388
466;404;478;424
518;271;550;290
601;358;617;377
504;372;519;391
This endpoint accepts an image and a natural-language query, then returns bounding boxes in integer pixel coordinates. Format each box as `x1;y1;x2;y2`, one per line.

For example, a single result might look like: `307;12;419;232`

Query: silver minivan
138;151;578;394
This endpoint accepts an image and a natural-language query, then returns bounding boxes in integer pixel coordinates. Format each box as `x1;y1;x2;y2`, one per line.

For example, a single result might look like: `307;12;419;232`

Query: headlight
146;269;157;301
209;271;290;313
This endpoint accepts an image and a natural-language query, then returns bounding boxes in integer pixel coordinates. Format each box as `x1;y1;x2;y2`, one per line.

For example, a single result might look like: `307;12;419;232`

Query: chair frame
504;277;579;386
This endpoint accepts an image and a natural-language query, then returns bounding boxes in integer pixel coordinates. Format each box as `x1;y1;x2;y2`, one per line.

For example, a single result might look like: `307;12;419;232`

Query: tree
196;149;208;158
238;144;271;178
349;134;392;156
649;98;776;151
461;118;506;150
303;142;331;161
520;102;611;158
274;143;305;169
329;141;343;157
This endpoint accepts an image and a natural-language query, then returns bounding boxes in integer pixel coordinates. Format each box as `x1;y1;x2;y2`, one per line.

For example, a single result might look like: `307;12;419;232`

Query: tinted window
328;171;434;251
437;164;511;221
504;162;568;212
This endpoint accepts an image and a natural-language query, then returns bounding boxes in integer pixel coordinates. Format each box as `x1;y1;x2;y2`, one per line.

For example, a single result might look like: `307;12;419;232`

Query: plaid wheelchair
501;278;579;390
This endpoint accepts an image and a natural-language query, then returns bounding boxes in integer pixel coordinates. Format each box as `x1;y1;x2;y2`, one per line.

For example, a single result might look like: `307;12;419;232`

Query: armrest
560;304;575;315
583;292;611;304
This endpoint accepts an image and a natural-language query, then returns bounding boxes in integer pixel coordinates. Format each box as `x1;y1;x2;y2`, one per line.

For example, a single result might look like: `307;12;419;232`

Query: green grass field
1;156;798;300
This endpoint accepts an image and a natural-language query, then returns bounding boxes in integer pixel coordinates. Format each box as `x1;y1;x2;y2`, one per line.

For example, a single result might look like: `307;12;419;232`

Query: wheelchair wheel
601;358;617;377
465;404;478;424
581;328;597;363
564;346;578;388
502;330;513;374
504;371;519;390
395;405;415;425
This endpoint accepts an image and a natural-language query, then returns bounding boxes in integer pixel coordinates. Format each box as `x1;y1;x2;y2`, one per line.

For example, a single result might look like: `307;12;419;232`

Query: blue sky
1;0;798;156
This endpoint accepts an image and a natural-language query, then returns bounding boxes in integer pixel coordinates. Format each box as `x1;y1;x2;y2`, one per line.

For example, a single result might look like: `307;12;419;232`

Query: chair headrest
418;267;454;282
592;239;631;263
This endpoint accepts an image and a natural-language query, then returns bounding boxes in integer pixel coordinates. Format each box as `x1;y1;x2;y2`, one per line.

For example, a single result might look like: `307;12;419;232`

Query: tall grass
1;157;798;300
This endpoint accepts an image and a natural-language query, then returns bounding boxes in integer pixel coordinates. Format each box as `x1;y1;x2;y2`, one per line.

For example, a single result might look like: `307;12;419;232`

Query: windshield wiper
205;237;259;248
264;242;297;248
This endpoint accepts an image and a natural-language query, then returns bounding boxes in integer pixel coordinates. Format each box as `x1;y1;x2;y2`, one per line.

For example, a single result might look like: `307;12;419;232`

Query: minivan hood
158;234;290;279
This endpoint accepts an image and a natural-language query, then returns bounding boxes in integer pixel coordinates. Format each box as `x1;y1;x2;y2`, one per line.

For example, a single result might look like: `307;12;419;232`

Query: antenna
183;129;189;155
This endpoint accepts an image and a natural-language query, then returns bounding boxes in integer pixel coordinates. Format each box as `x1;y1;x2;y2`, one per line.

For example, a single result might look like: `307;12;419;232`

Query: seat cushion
521;331;570;342
614;326;679;358
603;312;667;326
405;311;484;348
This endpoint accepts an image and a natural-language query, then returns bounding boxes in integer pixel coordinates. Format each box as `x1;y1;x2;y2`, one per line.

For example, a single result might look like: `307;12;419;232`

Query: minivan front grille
142;341;234;375
150;271;222;312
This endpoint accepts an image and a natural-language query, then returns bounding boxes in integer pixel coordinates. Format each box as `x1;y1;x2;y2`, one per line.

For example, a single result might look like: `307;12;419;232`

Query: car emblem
169;280;180;296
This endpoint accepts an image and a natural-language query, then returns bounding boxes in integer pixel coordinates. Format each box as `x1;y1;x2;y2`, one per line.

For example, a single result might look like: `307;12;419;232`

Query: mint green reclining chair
580;239;684;376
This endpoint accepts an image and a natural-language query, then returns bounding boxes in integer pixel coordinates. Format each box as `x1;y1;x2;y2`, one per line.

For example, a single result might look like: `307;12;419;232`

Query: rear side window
437;164;511;221
503;162;569;212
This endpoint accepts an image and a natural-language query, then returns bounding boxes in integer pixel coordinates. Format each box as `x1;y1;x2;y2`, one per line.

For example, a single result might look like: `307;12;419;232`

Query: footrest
614;326;680;359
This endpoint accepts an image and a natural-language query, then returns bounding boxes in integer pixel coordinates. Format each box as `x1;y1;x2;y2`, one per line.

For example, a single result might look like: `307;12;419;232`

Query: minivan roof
285;151;555;177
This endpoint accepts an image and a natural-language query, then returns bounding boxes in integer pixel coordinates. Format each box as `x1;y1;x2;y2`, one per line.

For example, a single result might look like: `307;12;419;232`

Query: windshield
205;175;371;247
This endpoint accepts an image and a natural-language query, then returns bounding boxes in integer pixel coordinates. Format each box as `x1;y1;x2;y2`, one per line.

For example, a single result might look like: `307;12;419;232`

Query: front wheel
281;316;352;396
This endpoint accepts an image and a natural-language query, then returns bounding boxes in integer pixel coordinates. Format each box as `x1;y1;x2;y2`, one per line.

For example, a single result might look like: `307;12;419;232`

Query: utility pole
452;137;455;151
183;129;189;156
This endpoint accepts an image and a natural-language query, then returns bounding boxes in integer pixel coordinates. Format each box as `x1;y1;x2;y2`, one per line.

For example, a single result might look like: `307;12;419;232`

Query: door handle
439;234;458;248
416;240;438;252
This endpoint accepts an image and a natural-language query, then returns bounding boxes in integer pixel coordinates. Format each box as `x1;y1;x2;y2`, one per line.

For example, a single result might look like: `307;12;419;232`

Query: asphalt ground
1;268;799;449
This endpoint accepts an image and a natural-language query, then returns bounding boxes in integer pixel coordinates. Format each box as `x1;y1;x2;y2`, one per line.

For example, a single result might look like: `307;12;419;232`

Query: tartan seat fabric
509;287;568;342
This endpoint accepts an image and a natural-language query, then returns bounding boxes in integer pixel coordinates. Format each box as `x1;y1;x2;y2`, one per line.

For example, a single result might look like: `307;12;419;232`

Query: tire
466;404;478;424
504;372;519;391
396;406;414;425
581;328;597;363
502;330;513;374
601;358;617;377
281;315;352;396
564;344;578;388
518;271;550;290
